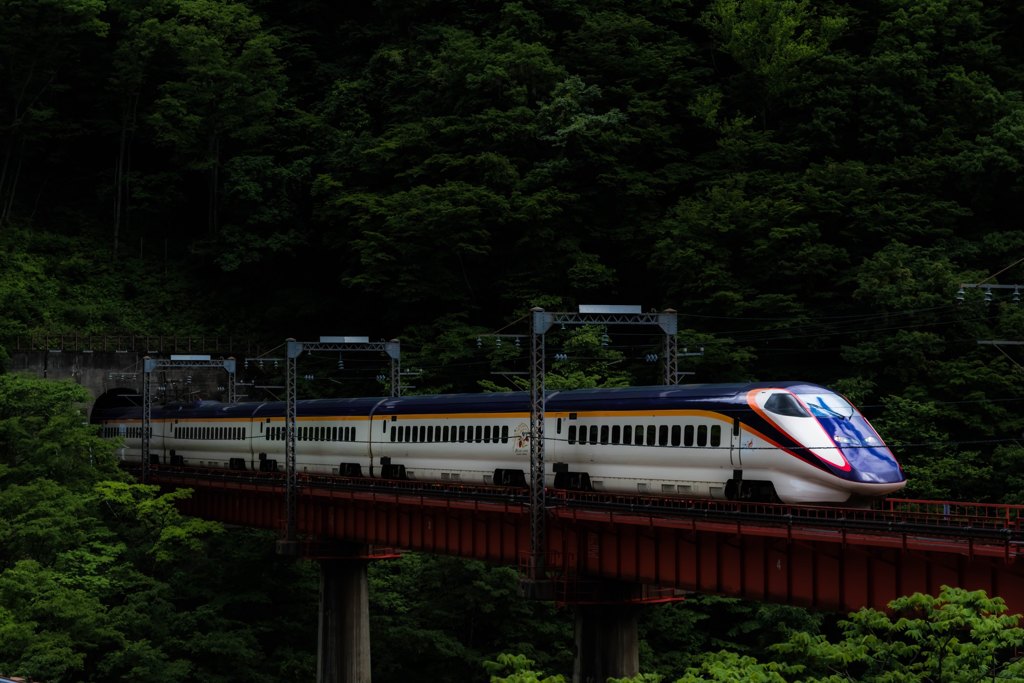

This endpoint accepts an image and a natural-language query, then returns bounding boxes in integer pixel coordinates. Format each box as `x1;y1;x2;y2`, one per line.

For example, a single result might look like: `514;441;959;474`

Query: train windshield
796;392;856;419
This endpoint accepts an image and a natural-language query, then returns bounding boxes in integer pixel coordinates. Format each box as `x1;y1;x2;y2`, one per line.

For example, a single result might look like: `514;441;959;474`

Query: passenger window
568;425;577;444
484;426;492;443
646;425;656;445
589;426;598;444
684;425;694;447
443;426;450;442
501;425;509;443
623;425;632;444
659;425;669;446
458;426;466;442
710;425;721;447
634;426;644;445
612;425;621;444
600;426;609;445
671;425;681;447
697;425;708;447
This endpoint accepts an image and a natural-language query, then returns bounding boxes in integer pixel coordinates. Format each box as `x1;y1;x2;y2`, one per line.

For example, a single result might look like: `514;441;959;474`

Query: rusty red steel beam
163;475;1024;614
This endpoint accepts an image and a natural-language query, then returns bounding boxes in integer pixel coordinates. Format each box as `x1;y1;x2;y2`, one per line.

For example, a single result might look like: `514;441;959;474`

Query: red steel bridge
148;467;1024;615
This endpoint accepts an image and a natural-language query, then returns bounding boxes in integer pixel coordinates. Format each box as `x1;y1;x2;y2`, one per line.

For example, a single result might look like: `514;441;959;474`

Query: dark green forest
2;0;1024;680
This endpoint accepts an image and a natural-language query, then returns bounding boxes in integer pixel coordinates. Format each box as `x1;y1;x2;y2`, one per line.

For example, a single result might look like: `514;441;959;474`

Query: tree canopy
2;0;1024;680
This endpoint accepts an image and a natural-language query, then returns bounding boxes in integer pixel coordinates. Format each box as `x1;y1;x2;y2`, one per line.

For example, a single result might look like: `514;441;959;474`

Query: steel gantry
282;338;401;546
140;355;237;483
526;306;679;579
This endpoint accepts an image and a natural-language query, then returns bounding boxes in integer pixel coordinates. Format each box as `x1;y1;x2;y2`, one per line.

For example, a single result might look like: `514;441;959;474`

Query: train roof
92;381;831;421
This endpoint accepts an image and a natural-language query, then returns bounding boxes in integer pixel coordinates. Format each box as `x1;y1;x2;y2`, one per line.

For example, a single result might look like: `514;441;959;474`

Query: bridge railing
886;498;1024;532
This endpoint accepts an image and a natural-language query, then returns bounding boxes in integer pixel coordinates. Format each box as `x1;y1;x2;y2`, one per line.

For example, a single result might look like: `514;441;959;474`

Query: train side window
458;426;466;442
684;425;694;447
634;426;644;445
659;425;669;447
697;425;708;447
710;425;721;447
568;425;577;444
623;425;632;444
646;425;656;445
671;425;681;447
350;427;356;442
557;418;562;434
589;425;598;444
611;425;620;444
501;425;509;443
600;426;609;445
484;425;492;443
442;426;449;442
765;393;809;418
475;426;483;442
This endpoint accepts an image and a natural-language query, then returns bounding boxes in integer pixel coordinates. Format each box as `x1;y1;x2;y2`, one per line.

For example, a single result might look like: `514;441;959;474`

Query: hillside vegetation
2;1;1024;680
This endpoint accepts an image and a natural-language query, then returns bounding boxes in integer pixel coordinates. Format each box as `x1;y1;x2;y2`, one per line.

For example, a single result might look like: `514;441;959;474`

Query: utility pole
280;337;401;552
140;355;237;483
525;306;678;585
957;282;1024;371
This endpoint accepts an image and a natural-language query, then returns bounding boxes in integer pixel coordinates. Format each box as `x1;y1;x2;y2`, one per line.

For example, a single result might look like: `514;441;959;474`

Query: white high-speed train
91;382;906;504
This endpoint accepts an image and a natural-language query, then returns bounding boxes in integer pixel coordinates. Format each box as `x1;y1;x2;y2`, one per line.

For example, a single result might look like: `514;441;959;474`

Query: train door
730;418;742;467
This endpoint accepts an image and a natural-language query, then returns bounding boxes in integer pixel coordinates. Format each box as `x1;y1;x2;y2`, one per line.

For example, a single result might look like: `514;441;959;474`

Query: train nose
830;422;905;484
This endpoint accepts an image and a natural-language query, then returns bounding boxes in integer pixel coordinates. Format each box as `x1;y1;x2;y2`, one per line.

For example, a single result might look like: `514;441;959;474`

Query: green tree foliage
370;554;573;683
483;653;567;683
774;586;1024;681
0;375;317;681
4;0;1024;672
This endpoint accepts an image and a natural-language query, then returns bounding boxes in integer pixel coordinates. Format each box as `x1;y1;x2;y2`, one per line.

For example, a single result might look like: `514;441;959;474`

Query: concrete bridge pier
573;603;640;683
317;551;372;683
